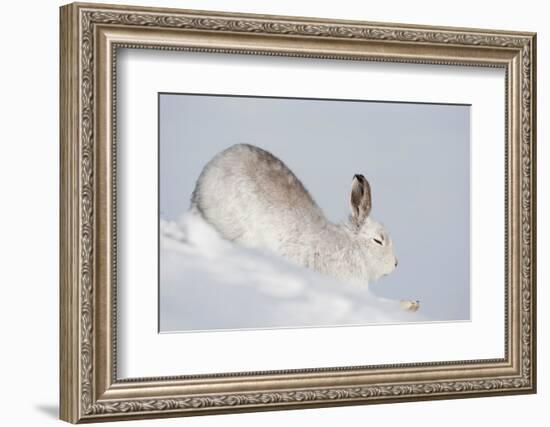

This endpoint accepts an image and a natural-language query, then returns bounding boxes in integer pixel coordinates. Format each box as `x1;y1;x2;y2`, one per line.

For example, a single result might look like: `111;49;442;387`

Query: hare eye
373;238;383;245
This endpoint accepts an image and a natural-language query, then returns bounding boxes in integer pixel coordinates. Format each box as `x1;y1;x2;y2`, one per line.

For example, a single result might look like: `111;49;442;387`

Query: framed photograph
60;2;537;423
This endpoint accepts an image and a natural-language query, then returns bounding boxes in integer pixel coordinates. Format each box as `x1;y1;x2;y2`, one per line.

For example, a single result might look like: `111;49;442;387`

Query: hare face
356;217;397;282
349;175;398;283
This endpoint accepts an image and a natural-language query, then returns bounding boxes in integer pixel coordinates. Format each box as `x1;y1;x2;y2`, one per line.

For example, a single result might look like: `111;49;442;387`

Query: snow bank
160;212;423;332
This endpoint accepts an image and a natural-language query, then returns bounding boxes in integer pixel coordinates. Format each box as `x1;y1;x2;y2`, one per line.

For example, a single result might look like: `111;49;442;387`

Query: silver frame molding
60;2;537;423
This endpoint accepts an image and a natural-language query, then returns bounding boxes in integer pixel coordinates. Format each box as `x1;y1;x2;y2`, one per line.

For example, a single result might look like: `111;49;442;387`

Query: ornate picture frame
60;2;536;423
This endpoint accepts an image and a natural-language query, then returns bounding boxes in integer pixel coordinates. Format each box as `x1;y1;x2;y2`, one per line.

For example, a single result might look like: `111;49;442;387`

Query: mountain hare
191;144;419;312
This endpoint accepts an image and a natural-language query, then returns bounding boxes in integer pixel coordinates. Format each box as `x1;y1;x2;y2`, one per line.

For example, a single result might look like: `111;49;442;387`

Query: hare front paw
400;299;420;312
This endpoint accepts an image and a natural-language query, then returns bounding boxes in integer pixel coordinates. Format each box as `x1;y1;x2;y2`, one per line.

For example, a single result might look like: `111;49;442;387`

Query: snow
160;212;424;332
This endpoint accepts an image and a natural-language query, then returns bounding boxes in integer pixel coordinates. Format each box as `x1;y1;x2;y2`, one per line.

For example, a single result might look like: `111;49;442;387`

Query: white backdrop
118;51;504;377
0;0;546;426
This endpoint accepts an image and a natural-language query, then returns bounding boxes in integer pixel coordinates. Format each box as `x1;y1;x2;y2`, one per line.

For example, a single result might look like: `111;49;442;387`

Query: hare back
191;144;326;248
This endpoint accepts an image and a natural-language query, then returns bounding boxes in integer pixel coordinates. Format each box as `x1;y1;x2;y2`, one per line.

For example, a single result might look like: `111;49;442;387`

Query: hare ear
350;174;372;226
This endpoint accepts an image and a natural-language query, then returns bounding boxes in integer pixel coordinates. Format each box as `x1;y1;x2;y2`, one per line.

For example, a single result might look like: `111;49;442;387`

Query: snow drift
160;212;424;332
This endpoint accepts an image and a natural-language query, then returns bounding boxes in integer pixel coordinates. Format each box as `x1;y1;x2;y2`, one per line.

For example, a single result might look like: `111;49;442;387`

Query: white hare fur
191;143;406;290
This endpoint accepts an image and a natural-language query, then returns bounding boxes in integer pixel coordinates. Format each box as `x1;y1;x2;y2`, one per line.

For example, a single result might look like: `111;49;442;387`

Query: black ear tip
353;174;365;181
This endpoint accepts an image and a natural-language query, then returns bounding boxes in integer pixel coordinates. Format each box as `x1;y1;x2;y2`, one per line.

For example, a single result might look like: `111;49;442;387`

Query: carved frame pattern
60;2;536;423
